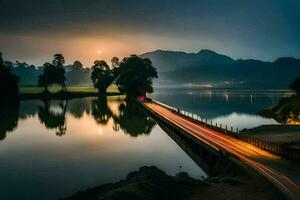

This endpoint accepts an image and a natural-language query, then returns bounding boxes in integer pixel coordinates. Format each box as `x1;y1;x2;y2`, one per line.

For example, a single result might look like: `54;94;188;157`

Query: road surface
144;101;300;200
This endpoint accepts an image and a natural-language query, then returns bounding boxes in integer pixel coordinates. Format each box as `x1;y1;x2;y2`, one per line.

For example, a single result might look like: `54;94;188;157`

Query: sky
0;0;300;66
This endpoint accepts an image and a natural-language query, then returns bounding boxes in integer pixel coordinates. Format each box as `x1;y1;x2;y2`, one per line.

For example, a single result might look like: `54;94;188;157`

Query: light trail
144;102;300;200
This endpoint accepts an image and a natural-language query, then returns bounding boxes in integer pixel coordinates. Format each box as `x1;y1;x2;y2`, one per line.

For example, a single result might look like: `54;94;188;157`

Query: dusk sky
0;0;300;66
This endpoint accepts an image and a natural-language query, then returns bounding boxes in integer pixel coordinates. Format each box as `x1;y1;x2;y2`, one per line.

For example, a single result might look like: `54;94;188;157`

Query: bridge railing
148;99;300;160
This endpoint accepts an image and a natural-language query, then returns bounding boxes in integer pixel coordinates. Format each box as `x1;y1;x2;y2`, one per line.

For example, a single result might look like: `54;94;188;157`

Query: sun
97;50;102;54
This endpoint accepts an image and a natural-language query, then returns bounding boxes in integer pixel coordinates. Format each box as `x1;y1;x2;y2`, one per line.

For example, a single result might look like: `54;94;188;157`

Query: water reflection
0;94;281;200
92;97;113;125
114;102;156;137
0;101;19;140
38;100;68;136
68;98;91;118
91;98;156;136
0;97;156;141
150;89;292;129
0;97;206;200
1;89;292;141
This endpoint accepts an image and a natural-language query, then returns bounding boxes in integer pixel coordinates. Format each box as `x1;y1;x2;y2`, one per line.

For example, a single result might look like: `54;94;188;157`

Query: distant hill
5;49;300;89
140;49;234;72
140;50;300;89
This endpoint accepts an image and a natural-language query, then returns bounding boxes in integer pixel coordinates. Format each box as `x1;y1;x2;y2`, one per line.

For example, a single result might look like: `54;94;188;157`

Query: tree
52;54;67;91
111;57;119;68
38;63;51;92
91;60;114;94
38;54;67;92
111;57;120;78
0;52;20;100
116;55;158;99
71;61;83;71
52;54;65;67
290;78;300;95
66;61;91;85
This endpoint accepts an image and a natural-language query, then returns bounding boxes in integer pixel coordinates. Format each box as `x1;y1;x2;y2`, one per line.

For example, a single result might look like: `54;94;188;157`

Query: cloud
0;0;300;64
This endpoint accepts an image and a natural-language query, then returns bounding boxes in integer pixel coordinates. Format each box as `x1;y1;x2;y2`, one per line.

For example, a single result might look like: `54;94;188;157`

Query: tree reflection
91;97;156;137
1;97;156;139
19;100;42;119
113;102;156;137
0;101;19;141
91;96;113;125
38;100;68;136
68;98;91;118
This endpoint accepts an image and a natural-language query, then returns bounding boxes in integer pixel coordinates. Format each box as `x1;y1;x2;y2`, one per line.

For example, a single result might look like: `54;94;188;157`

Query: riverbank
242;125;300;149
61;166;285;200
19;86;123;100
259;95;300;124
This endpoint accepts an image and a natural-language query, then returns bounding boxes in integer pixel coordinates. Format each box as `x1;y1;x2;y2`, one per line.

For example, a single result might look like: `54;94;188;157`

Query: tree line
0;52;158;100
2;51;300;99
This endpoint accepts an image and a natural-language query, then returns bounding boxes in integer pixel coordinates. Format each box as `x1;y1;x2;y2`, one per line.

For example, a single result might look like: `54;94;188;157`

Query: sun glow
97;50;102;54
98;127;103;135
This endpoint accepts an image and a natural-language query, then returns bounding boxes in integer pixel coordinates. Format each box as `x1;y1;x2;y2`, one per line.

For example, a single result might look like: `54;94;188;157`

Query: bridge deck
143;101;300;200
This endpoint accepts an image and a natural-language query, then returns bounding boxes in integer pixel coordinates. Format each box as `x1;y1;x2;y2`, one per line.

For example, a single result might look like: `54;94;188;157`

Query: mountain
140;50;300;89
140;49;234;73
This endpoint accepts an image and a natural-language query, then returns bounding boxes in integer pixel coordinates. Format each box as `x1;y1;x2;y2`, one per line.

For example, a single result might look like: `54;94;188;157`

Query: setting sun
97;50;102;55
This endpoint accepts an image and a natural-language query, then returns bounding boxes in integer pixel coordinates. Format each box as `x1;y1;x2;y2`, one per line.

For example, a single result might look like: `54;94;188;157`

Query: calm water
150;89;292;129
0;97;205;200
0;89;292;199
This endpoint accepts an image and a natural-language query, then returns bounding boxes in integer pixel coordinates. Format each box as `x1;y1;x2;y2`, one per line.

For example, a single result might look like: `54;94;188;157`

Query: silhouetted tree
116;55;158;100
9;61;42;86
52;54;65;67
111;57;120;69
38;63;51;92
111;57;120;77
53;54;67;91
71;61;83;71
0;52;20;100
290;78;300;95
38;54;67;92
91;60;114;94
0;55;20;139
66;61;91;85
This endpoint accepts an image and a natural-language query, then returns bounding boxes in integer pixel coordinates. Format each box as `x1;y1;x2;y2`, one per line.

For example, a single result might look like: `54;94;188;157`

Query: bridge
141;99;300;200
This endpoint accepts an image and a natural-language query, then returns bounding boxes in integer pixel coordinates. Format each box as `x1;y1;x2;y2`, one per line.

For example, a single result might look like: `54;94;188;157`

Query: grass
19;85;121;100
19;85;119;94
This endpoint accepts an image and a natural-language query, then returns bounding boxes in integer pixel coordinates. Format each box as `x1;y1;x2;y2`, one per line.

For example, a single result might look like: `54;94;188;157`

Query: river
0;89;292;199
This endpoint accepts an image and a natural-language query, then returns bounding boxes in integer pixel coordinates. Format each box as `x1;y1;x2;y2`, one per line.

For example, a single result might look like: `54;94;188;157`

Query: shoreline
61;165;286;200
242;125;300;149
18;86;123;100
19;91;123;101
